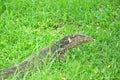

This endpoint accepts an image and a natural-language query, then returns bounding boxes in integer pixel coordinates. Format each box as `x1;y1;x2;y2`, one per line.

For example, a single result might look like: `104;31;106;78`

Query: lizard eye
68;38;71;43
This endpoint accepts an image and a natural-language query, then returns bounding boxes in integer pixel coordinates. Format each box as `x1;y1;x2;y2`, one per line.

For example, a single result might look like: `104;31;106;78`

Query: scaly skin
0;34;92;79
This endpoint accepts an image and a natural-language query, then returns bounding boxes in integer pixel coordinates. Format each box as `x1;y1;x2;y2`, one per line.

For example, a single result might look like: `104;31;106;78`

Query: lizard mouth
66;35;92;49
85;36;93;41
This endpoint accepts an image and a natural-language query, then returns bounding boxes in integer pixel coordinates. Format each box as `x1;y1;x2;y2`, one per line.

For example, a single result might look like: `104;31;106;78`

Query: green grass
0;0;120;80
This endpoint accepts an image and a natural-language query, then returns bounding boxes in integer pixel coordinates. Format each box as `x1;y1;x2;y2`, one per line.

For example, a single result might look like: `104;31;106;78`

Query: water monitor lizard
0;34;92;79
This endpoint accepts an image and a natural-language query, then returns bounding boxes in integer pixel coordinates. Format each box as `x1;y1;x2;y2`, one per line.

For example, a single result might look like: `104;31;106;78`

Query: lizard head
59;34;92;49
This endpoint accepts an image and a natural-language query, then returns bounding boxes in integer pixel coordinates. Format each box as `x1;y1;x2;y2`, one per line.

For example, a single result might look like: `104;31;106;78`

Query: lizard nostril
81;40;83;42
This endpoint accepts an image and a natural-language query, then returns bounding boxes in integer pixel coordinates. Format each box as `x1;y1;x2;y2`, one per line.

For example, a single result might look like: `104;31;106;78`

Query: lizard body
0;34;92;79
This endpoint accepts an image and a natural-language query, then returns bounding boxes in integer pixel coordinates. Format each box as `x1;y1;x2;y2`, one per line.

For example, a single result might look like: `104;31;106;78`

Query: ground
0;0;120;80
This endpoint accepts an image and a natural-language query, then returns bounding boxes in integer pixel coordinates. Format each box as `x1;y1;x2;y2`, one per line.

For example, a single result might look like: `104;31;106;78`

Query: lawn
0;0;120;80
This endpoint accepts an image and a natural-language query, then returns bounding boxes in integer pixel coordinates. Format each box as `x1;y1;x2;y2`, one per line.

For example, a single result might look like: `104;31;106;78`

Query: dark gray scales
0;34;92;79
